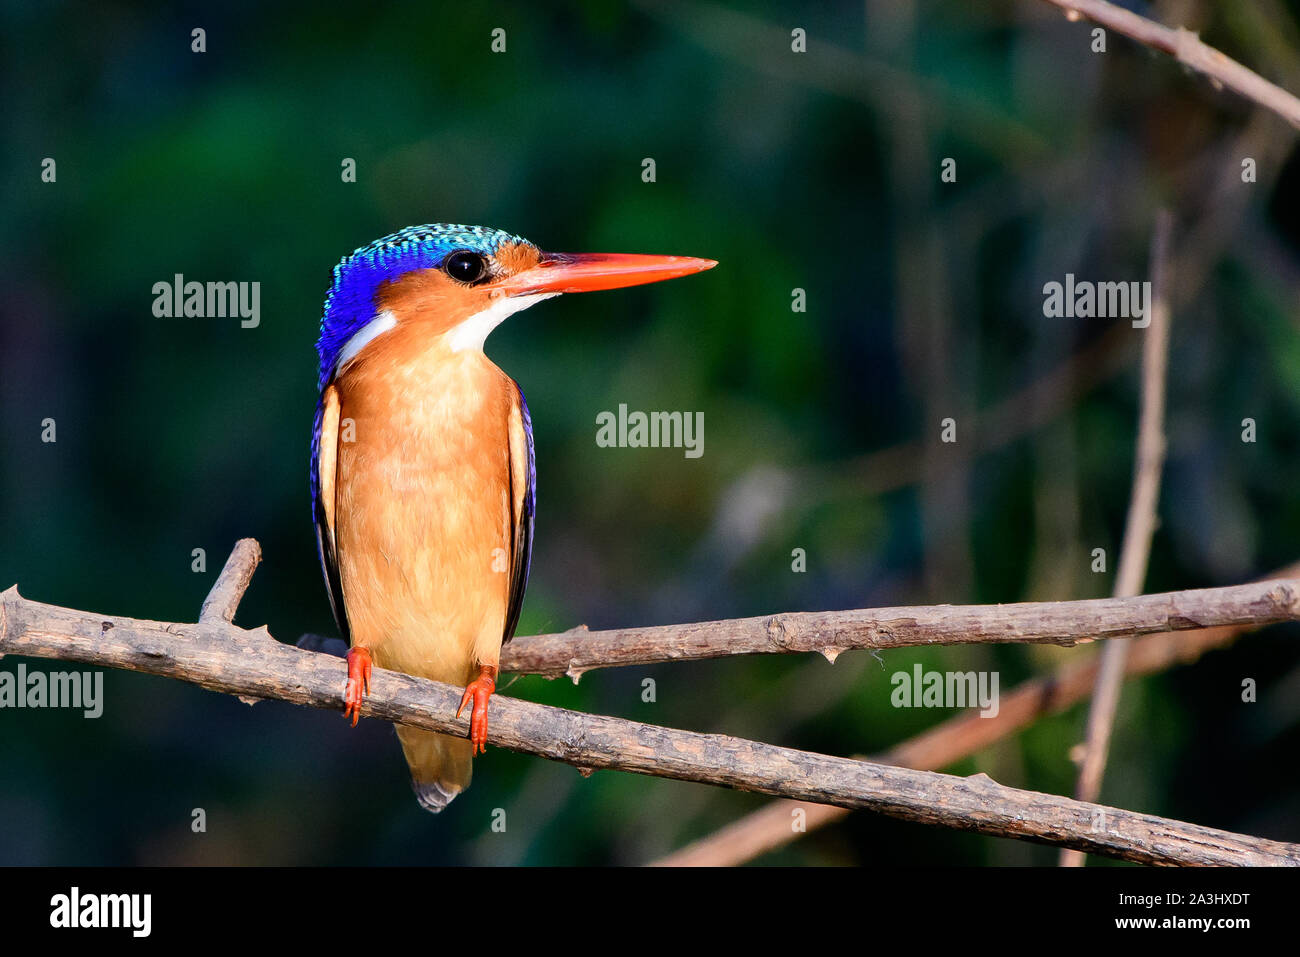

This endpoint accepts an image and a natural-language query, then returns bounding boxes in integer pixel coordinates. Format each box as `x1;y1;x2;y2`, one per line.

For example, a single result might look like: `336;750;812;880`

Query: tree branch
3;545;1298;866
1038;0;1300;128
653;573;1294;866
1062;210;1173;866
198;538;262;624
501;578;1300;679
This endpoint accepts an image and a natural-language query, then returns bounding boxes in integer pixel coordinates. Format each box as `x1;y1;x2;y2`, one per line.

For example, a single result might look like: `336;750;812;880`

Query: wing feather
503;382;536;644
311;384;351;644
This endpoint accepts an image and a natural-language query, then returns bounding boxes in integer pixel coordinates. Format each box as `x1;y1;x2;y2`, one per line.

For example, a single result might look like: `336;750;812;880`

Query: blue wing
503;381;536;644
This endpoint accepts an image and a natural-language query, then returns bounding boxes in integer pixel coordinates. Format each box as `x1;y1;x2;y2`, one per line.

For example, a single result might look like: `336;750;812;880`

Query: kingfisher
311;223;715;812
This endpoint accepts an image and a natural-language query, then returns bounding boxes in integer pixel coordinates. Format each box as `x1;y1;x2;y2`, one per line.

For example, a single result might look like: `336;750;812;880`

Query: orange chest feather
329;325;516;679
336;329;513;487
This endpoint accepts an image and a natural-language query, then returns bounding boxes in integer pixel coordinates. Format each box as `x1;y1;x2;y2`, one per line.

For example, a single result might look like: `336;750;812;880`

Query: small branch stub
199;538;263;624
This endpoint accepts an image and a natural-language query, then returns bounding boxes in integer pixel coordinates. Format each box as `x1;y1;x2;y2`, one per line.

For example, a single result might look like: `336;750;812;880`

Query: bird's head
317;223;716;387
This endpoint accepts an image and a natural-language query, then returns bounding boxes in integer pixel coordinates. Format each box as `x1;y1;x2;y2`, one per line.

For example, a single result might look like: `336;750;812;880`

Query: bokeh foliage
2;0;1299;864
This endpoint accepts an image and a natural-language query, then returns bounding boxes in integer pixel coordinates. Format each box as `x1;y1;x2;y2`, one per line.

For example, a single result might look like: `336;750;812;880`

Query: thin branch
500;578;1300;680
198;538;262;624
2;550;1298;866
1063;210;1173;866
654;562;1300;866
1038;0;1300;127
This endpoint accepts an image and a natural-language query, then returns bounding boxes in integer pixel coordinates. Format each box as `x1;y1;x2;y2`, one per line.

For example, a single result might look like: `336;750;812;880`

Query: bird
311;223;715;812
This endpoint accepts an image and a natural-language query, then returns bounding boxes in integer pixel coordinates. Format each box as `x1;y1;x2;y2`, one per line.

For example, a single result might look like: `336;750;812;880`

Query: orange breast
331;323;514;685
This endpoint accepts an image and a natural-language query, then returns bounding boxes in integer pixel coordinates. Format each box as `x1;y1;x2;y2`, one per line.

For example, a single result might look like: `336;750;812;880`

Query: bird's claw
344;647;372;727
456;666;497;755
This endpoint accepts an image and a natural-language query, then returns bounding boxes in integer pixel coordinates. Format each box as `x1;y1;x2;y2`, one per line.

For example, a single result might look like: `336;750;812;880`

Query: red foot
456;665;497;755
344;647;372;726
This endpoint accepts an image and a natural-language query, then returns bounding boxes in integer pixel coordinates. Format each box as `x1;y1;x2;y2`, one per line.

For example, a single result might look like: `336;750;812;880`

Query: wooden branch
3;549;1298;865
502;579;1300;679
1038;0;1300;128
198;538;262;624
1063;211;1173;866
654;562;1300;866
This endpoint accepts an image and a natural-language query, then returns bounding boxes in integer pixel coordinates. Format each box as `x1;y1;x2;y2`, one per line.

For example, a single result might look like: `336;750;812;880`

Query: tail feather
396;726;473;813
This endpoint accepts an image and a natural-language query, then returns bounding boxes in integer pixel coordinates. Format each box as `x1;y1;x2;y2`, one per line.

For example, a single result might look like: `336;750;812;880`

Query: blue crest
315;223;527;389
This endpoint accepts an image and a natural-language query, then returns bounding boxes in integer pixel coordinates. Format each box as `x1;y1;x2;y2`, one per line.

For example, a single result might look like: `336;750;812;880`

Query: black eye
444;250;487;284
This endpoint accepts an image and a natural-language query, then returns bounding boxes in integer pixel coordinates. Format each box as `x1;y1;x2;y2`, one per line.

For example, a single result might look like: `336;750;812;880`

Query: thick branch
1;578;1297;866
502;579;1300;679
1038;0;1300;128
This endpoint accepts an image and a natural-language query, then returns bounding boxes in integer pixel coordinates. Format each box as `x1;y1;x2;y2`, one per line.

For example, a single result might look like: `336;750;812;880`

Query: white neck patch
334;308;398;378
446;292;558;353
332;293;558;376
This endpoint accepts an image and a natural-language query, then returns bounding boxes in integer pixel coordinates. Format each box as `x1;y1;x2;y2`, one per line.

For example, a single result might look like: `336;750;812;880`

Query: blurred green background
3;0;1299;865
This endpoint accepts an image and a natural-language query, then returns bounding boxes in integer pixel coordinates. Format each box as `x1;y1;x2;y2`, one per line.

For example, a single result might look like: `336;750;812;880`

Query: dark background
3;0;1299;865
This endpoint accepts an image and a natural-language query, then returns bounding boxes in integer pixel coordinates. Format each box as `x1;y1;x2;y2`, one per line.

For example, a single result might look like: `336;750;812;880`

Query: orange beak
499;251;717;296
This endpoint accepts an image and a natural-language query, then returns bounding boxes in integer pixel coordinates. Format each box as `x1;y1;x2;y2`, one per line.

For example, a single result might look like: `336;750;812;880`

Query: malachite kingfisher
311;223;715;812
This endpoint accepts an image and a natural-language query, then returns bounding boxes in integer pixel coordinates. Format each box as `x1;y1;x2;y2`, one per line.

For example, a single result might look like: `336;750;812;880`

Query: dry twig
3;541;1298;866
1038;0;1300;127
1062;211;1173;865
501;578;1300;680
653;576;1297;867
